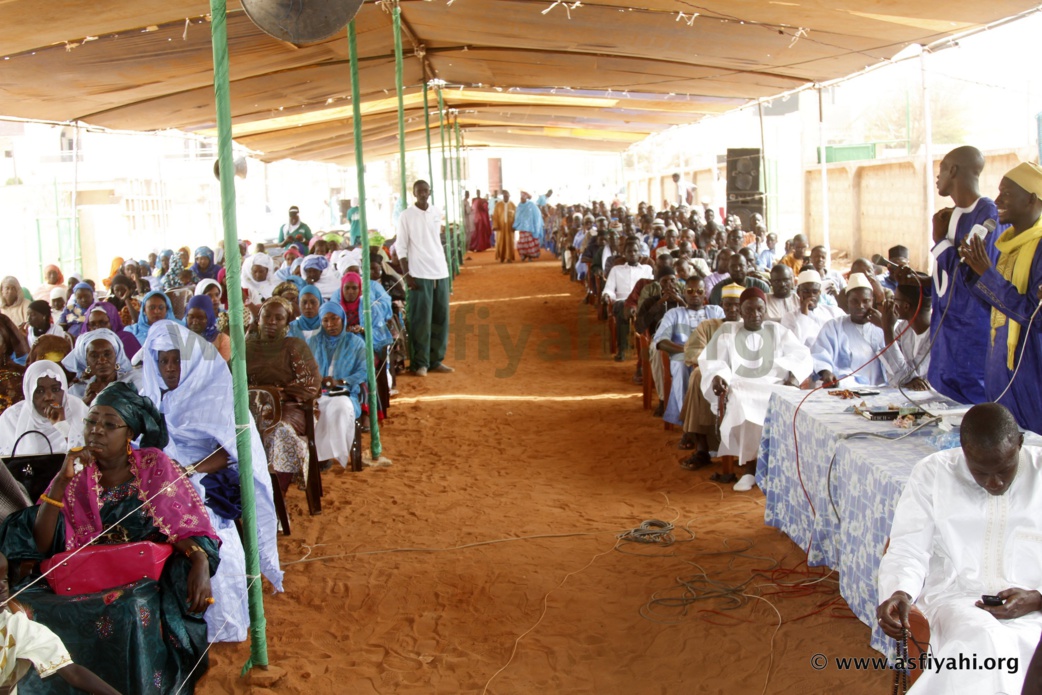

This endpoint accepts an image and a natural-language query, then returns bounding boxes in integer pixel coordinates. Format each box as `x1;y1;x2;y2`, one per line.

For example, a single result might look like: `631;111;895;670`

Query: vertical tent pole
921;49;934;265
454;115;465;263
757;101;769;231
392;1;408;213
348;21;383;460
447;110;460;272
207;0;268;673
435;88;455;287
818;86;830;256
424;83;435;195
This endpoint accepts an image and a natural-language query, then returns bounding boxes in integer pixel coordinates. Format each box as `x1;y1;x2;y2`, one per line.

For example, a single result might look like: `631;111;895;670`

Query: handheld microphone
959;218;997;263
871;254;897;268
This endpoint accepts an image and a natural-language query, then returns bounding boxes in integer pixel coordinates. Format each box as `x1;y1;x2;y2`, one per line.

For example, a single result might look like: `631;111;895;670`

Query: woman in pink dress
470;190;493;252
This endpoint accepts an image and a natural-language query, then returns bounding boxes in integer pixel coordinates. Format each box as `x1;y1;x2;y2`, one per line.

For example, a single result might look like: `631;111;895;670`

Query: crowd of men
538;147;1042;694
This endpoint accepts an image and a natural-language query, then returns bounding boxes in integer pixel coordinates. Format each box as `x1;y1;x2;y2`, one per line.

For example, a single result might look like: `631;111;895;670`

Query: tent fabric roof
0;0;1036;163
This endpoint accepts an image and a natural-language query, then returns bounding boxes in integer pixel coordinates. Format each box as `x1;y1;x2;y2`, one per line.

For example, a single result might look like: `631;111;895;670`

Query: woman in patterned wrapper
0;381;220;694
245;297;321;492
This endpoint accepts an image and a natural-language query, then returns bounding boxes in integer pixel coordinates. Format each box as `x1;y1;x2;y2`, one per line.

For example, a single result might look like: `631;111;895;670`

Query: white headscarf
241;254;278;301
138;319;285;590
194;279;222;299
62;328;133;378
0;359;88;456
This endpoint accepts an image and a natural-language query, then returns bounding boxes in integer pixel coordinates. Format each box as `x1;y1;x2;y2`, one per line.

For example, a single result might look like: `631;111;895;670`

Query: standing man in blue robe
961;162;1042;434
928;146;1000;403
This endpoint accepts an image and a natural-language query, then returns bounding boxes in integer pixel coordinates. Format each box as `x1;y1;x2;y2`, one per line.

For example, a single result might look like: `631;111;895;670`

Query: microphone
958;218;997;263
871;253;897;268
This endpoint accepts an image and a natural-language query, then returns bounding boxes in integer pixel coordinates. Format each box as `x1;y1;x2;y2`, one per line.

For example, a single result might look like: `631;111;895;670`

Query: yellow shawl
991;219;1042;368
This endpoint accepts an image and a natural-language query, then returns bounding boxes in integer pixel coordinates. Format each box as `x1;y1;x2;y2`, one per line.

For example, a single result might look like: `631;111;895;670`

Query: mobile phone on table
981;594;1004;607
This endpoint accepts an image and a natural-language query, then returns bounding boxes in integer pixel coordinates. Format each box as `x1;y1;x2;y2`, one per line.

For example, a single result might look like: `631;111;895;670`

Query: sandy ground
199;252;891;694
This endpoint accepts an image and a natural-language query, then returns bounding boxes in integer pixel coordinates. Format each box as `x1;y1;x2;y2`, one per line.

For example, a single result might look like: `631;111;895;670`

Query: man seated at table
780;269;844;349
679;285;742;475
811;273;887;387
877;402;1042;695
654;276;725;431
699;287;812;491
880;283;932;391
765;264;799;321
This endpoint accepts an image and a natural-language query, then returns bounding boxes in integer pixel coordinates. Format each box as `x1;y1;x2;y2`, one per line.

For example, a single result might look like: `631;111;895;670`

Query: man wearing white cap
278;205;312;245
780;269;844;348
811;273;887;387
962;161;1042;433
700;286;811;491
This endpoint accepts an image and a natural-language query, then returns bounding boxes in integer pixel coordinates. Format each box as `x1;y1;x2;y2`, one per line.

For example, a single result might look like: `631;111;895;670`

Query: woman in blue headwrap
184;294;231;361
301;255;340;300
126;290;181;343
138;320;283;642
190;246;219;282
288;285;323;342
273;257;306;291
58;282;95;339
307;301;366;469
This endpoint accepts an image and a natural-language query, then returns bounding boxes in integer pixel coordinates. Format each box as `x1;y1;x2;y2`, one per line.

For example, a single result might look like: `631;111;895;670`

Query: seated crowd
550;149;1042;694
0;215;417;692
550;196;928;492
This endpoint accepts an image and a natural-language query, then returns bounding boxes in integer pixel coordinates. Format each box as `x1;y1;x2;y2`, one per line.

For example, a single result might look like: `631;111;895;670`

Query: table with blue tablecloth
755;387;967;654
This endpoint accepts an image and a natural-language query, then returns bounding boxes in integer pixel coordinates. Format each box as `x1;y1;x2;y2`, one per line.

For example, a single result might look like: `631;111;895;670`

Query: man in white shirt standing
877;403;1042;695
602;238;653;362
396;180;452;377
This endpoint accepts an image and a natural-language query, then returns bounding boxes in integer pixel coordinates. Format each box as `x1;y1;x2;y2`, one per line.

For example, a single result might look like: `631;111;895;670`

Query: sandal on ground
709;472;738;484
680;451;713;471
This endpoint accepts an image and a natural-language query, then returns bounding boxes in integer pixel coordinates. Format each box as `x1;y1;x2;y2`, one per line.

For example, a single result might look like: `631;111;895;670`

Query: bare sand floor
199;252;890;694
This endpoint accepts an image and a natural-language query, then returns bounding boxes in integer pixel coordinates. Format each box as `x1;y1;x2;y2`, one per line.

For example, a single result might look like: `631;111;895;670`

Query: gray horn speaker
213;156;248;181
241;0;366;47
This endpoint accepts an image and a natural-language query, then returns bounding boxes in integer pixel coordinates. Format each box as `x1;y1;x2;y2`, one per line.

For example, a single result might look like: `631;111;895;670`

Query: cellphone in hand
981;594;1004;607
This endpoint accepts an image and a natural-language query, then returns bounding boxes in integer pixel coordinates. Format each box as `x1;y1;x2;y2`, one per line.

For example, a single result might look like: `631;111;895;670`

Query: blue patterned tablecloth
755;388;962;654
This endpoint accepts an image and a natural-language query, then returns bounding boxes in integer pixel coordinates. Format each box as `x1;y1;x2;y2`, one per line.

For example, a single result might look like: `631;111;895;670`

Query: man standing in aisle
928;145;999;403
278;205;312;245
397;180;453;377
493;191;517;263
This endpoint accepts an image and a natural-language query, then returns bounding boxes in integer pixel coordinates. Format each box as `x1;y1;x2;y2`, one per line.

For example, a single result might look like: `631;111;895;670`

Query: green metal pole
423;83;434;195
446;112;459;276
349;21;383;459
207;0;268;673
435;88;454;288
392;1;408;214
454;115;464;268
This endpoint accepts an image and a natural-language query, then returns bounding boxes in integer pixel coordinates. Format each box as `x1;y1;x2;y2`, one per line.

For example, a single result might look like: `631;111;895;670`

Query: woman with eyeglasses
0;382;219;694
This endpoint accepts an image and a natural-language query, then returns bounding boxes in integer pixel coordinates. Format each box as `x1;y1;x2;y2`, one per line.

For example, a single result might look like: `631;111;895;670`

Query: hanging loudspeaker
241;0;366;47
213;156;248;181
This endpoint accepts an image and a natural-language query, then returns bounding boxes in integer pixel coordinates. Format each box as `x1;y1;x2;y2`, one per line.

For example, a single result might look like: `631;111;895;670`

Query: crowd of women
0;235;407;692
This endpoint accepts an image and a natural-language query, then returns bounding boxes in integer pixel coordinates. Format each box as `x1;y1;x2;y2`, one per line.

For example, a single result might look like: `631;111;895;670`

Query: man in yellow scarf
962;161;1042;433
